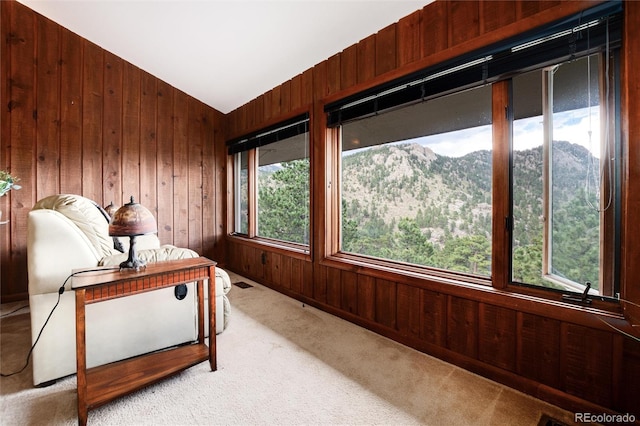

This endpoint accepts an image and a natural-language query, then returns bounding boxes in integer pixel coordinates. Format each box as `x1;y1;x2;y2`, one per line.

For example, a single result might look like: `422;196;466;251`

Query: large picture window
340;86;492;277
229;114;310;247
326;3;621;298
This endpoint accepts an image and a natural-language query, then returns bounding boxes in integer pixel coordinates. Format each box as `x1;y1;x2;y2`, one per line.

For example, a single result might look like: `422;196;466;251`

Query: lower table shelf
84;343;210;409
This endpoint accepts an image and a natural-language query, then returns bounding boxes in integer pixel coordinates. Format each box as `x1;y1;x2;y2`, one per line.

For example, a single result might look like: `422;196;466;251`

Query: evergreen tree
258;159;309;244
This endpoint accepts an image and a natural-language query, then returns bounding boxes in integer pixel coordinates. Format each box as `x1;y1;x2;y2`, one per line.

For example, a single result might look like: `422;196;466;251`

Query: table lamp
108;196;158;270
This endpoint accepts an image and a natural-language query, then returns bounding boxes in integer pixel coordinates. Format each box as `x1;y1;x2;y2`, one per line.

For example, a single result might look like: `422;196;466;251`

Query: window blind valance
228;113;309;155
325;1;622;128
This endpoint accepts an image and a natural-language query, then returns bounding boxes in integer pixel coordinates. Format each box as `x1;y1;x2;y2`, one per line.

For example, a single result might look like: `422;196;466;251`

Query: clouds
407;106;601;158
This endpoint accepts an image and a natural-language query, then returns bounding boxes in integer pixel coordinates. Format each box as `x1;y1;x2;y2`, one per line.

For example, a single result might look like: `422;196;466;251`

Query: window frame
321;5;622;309
227;110;312;255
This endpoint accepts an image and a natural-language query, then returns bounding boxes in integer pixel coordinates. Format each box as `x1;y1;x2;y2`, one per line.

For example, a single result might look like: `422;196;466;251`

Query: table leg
75;289;88;426
208;265;217;371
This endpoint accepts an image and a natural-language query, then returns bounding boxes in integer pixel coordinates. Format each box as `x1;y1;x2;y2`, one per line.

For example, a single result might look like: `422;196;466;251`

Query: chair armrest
28;209;102;296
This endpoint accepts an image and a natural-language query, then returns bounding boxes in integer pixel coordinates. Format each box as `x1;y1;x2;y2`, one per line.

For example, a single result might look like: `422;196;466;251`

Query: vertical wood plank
397;10;422;67
341;270;357;314
156;80;174;244
254;95;264;127
478;304;516;372
201;107;216;258
517;312;560;389
291;257;303;294
0;0;11;292
622;0;640;326
270;252;282;287
102;52;123;207
173;90;189;248
7;1;36;297
449;0;480;47
375;23;397;76
357;34;376;84
279;80;291;115
327;267;341;308
59;27;83;195
263;89;273;121
357;274;375;321
271;85;282;118
421;0;448;58
447;296;478;359
314;264;328;303
281;255;292;289
340;44;357;91
481;0;516;34
290;73;302;111
397;283;421;338
620;338;640;416
82;40;104;202
326;53;341;96
560;323;613;407
35;13;60;198
300;69;313;107
375;278;396;329
421;289;447;346
140;71;158;214
303;260;313;298
188;98;204;253
313;60;328;100
122;61;140;202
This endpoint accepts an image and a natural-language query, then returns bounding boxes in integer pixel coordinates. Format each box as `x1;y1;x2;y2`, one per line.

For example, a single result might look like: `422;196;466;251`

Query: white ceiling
18;0;430;114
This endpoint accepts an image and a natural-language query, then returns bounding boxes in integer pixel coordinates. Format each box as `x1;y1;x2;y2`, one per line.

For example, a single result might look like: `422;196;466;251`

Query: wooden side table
72;257;217;426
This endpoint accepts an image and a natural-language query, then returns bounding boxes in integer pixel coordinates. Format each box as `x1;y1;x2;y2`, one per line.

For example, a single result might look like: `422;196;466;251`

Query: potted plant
0;170;21;223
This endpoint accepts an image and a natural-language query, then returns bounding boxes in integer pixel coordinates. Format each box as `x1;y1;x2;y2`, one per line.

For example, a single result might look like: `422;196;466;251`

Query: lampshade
109;196;157;237
109;196;157;269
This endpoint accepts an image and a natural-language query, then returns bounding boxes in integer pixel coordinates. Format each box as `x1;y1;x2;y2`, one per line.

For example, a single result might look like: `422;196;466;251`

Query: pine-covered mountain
257;139;601;286
340;140;601;283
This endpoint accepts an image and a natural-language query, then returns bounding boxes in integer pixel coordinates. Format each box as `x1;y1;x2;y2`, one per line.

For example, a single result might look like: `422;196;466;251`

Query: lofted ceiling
18;0;431;114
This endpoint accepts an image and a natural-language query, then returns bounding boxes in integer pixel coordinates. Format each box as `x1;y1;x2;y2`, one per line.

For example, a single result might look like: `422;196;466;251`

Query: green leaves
0;170;21;197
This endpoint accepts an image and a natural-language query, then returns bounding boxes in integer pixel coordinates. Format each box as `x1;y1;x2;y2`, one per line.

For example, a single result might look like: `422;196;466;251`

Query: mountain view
257;140;602;292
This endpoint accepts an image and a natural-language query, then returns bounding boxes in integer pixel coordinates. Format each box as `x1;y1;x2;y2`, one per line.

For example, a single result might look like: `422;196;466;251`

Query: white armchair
27;194;230;387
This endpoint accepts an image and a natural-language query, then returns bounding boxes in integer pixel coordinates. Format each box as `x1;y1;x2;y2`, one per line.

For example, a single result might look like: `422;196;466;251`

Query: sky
407;107;602;158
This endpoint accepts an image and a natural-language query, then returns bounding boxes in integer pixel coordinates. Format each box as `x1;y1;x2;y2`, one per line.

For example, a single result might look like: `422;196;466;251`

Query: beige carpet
1;272;575;425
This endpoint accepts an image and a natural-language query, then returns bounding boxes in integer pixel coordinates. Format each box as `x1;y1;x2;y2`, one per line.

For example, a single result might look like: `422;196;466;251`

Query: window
326;3;621;297
233;151;249;235
229;114;310;247
340;86;492;277
511;52;619;297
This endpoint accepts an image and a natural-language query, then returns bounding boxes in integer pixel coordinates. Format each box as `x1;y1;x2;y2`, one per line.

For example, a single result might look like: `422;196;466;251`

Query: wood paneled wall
2;0;640;418
0;0;227;301
225;0;640;418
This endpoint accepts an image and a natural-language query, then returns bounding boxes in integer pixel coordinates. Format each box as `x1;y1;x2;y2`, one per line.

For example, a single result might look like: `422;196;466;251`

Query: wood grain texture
3;0;638;418
35;14;60;197
1;1;226;300
341;270;358;314
103;52;123;206
397;10;422;67
397;283;421;338
447;296;478;359
517;312;560;389
357;274;376;321
421;289;447;346
478;304;516;372
375;24;397;76
59;26;83;196
375;278;396;329
560;323;613;407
